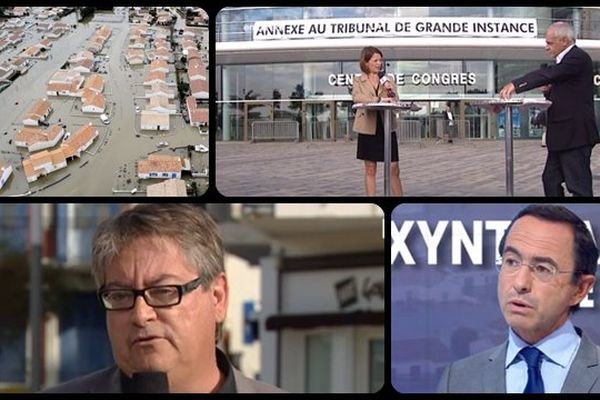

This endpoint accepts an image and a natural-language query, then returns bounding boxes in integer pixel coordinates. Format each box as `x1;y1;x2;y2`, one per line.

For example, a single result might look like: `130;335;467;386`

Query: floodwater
0;7;209;196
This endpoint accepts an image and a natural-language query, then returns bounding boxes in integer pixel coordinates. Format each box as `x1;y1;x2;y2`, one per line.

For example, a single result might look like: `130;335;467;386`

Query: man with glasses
438;204;600;393
44;204;284;393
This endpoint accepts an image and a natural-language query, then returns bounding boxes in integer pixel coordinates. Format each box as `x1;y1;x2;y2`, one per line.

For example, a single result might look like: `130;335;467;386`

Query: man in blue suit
500;22;599;197
438;205;600;393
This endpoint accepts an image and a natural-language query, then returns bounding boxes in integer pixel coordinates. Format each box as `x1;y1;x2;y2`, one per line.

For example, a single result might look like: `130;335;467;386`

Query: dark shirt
119;349;237;393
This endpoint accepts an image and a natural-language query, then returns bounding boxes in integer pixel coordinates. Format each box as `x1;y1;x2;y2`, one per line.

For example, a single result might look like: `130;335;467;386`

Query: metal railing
397;120;422;144
251;120;299;142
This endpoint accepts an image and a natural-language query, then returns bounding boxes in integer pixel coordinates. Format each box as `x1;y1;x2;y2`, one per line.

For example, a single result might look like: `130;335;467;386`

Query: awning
265;310;384;330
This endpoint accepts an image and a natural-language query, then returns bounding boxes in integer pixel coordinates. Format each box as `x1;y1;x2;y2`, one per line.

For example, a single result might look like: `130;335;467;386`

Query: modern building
216;7;600;141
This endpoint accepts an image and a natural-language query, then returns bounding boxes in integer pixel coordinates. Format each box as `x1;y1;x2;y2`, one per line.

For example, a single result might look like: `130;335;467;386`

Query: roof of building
138;154;183;174
49;69;81;83
140;110;170;128
61;124;98;158
150;59;168;71
23;148;66;175
190;78;208;94
186;48;201;60
149;81;173;94
127;48;145;58
146;179;187;196
188;58;206;79
154;47;170;56
22;46;40;57
72;58;94;70
83;74;104;92
144;70;167;83
148;95;175;109
26;99;52;119
71;50;94;61
81;88;105;110
186;95;197;111
16;125;63;145
190;108;209;124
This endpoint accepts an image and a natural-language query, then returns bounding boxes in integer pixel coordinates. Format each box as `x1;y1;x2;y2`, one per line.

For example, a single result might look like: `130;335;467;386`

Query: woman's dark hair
359;46;383;74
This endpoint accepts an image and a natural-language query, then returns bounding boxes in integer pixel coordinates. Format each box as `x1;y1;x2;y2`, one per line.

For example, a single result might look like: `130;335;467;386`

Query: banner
253;17;538;41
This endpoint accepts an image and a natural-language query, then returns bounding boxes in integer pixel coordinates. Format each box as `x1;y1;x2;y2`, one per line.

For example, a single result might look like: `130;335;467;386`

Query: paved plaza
216;138;600;197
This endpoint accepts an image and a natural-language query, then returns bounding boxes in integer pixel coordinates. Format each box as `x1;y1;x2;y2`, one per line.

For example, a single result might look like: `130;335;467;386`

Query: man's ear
571;275;595;307
211;273;228;322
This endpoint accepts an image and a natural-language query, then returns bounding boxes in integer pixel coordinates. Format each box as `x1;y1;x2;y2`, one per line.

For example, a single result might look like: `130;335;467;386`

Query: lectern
474;98;552;196
352;102;421;196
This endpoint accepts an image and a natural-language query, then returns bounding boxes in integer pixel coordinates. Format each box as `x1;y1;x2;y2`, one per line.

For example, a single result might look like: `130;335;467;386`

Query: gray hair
549;21;576;44
91;204;224;288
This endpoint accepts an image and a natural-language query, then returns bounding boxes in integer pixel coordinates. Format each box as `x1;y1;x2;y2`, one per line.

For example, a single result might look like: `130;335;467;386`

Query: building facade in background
216;7;600;142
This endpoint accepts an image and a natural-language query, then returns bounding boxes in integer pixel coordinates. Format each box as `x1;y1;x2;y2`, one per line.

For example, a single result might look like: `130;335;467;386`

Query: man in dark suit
438;205;600;393
500;22;599;197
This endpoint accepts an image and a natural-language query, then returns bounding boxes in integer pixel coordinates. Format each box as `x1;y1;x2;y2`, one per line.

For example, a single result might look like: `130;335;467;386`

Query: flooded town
0;7;209;196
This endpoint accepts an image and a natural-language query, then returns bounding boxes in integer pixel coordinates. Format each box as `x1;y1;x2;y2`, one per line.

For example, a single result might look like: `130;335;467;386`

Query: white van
100;114;110;125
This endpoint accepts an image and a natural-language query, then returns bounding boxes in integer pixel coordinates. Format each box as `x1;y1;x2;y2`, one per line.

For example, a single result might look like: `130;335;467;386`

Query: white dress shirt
505;319;581;393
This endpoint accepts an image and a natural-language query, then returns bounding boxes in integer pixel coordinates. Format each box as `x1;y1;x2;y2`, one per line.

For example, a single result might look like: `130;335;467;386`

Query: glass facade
217;7;600;141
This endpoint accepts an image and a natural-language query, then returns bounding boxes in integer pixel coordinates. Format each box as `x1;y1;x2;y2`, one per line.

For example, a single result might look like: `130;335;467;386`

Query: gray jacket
42;353;285;393
438;328;600;393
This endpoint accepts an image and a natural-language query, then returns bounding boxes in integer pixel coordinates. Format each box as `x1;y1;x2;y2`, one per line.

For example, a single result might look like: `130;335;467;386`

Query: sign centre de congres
253;17;538;40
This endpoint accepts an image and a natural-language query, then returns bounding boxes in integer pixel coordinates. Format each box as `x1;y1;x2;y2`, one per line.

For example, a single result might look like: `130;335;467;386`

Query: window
305;334;332;392
369;339;384;392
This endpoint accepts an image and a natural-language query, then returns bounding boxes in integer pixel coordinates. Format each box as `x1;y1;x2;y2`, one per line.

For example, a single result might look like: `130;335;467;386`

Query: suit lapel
561;331;600;393
483;342;508;393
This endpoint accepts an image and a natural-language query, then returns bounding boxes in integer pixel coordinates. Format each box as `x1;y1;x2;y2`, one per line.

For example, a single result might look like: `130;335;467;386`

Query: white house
147;96;176;114
145;81;175;99
138;154;183;179
15;125;65;152
143;70;167;86
61;123;99;159
140;110;170;131
23;99;52;126
149;59;169;73
81;89;106;114
190;78;208;100
22;149;67;183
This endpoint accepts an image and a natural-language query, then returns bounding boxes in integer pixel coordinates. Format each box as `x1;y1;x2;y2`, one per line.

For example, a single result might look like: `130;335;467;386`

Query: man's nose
130;295;157;326
513;264;533;294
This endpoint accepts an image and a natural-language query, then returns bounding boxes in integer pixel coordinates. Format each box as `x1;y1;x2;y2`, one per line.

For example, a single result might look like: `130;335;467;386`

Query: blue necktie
520;346;545;393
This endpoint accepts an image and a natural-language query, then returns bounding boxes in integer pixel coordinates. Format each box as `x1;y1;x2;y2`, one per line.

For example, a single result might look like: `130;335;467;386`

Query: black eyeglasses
98;276;205;311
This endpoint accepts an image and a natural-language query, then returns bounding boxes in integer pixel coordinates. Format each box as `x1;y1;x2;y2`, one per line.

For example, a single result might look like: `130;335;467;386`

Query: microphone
378;63;395;98
123;372;170;393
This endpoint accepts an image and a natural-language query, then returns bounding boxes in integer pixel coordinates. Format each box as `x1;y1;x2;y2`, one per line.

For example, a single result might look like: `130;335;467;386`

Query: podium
352;102;421;196
474;98;552;196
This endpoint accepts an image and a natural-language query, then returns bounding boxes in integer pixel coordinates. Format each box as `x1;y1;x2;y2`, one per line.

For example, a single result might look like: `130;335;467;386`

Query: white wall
223;253;261;379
